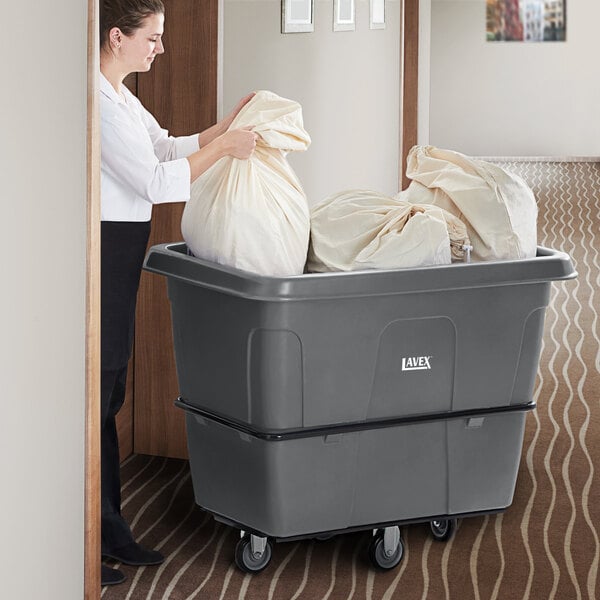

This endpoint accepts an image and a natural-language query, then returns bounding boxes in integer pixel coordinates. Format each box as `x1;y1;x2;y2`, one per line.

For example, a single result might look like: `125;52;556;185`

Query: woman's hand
198;93;256;148
188;124;258;182
220;126;259;160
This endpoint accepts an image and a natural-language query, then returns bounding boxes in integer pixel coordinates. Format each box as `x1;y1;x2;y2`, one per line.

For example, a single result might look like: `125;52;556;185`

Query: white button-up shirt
100;72;199;221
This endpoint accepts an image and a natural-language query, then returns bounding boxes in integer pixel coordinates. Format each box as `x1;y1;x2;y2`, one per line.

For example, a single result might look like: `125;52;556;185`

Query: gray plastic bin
143;244;576;571
181;407;528;537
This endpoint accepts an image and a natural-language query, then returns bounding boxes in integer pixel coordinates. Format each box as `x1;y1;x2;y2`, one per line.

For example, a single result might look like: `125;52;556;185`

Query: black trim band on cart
174;397;536;442
205;506;507;542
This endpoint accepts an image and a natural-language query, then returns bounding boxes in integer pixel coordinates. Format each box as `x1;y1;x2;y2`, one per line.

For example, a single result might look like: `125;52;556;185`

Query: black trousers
101;220;151;554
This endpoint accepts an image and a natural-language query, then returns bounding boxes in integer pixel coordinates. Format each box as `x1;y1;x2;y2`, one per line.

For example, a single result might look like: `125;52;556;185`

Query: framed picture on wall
333;0;355;32
282;0;314;33
486;0;566;42
370;0;385;29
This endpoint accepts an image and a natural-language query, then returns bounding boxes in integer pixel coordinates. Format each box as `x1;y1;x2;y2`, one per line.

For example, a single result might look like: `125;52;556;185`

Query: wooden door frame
400;0;419;190
83;0;419;594
86;0;101;597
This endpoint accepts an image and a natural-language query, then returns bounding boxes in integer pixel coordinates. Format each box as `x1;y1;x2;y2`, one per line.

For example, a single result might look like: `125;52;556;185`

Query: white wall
222;0;401;203
418;0;432;145
0;1;87;598
428;0;600;156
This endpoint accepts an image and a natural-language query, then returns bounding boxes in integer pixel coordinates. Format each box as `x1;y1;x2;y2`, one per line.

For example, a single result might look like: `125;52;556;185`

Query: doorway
84;1;419;595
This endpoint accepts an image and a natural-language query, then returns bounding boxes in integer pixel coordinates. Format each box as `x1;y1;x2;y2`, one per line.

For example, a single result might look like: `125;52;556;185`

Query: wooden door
133;0;219;458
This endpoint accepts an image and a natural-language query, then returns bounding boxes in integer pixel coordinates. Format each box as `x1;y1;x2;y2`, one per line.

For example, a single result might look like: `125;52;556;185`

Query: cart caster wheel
430;518;457;542
235;535;273;573
368;529;404;570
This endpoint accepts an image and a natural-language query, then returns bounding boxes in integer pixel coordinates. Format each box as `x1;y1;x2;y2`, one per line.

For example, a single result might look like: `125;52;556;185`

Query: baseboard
477;156;600;163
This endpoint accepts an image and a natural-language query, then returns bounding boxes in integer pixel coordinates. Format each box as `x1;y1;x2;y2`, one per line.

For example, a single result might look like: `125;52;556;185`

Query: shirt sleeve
137;98;201;161
101;112;192;206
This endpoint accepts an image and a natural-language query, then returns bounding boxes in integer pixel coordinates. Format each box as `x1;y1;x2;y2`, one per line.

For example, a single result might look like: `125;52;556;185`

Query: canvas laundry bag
403;146;538;261
307;189;470;272
181;90;311;276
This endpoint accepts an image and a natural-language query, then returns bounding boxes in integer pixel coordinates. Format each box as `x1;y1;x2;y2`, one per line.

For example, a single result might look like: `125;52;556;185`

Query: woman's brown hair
100;0;165;49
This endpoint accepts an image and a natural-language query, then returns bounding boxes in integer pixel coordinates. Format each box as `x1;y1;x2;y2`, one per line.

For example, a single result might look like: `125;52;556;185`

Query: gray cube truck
144;243;576;572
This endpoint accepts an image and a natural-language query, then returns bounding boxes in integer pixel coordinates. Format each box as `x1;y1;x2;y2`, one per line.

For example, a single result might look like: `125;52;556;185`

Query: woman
99;0;257;586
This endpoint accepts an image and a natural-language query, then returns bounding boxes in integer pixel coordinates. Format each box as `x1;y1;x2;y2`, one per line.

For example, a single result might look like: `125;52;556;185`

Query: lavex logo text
401;356;432;371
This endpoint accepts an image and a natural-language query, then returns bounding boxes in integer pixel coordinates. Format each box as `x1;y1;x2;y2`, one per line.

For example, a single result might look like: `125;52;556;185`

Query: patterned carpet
102;162;600;599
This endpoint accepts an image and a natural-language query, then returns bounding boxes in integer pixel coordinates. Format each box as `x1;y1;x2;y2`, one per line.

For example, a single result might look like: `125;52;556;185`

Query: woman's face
118;12;165;73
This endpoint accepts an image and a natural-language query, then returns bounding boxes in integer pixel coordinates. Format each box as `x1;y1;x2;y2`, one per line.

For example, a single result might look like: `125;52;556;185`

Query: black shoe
101;565;126;586
103;541;165;566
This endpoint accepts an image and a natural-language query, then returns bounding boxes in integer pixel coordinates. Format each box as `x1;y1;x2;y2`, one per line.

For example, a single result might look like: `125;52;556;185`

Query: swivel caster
235;534;273;573
429;518;457;542
368;527;404;570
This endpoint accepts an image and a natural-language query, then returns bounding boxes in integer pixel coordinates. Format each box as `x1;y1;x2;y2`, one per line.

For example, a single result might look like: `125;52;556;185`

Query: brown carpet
102;161;600;599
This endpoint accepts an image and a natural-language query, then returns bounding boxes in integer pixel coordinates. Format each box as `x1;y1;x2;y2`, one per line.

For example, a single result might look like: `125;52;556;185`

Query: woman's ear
109;27;123;49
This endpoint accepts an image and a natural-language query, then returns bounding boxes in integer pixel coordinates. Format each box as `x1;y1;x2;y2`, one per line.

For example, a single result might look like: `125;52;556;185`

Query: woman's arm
101;115;257;205
108;90;257;199
136;90;255;161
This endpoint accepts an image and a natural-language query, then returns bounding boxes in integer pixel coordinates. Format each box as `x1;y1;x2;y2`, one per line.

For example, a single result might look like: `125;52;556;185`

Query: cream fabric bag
181;90;311;276
307;190;470;272
403;146;538;261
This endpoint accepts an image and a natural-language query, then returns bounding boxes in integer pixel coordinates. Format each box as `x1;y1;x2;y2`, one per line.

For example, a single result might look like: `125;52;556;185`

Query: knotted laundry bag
307;189;470;272
403;146;538;261
181;90;311;276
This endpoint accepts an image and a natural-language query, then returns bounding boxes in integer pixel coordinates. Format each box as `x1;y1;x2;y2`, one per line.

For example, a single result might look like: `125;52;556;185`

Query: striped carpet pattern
102;162;600;599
